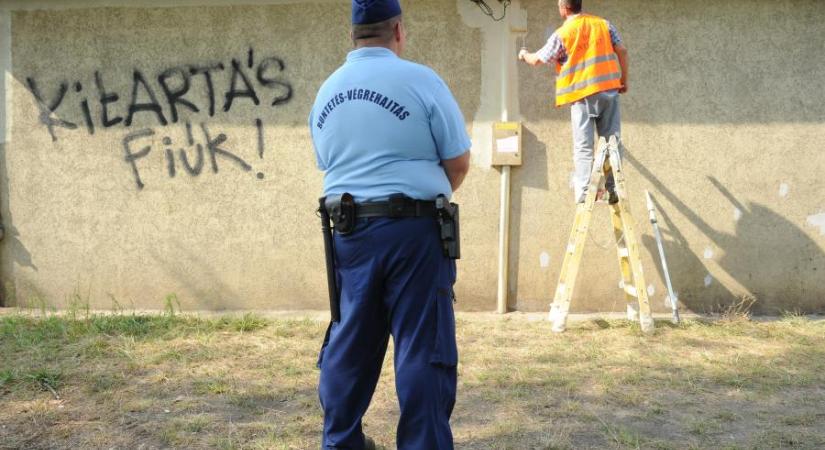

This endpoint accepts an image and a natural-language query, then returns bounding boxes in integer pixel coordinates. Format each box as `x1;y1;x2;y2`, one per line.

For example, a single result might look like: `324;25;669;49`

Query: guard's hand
619;80;628;94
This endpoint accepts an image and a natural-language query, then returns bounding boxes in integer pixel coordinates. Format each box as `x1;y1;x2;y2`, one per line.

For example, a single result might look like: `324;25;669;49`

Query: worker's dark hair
560;0;582;13
352;14;402;44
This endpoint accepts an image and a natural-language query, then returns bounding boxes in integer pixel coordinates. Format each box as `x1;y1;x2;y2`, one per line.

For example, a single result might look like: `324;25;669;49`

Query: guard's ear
394;21;404;42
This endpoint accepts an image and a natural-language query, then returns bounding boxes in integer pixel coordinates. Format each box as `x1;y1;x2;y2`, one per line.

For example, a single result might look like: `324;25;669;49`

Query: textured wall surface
0;0;482;310
1;0;823;314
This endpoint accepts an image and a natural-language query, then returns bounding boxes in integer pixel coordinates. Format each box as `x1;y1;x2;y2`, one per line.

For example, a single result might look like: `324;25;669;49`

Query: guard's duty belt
355;199;438;218
321;193;460;260
317;193;458;336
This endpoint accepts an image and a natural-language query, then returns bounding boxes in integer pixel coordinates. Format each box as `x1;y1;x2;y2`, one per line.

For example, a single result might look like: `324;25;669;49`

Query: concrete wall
0;0;823;314
512;0;825;314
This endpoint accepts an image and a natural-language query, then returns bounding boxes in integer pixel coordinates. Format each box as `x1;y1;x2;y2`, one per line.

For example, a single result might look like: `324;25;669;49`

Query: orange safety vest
554;14;623;107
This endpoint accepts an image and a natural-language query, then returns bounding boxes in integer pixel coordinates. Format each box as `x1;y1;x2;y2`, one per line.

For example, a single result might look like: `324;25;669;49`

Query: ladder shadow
625;151;825;314
642;193;732;312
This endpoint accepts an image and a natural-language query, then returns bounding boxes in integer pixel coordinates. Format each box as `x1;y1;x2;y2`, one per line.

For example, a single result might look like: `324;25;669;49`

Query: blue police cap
352;0;402;25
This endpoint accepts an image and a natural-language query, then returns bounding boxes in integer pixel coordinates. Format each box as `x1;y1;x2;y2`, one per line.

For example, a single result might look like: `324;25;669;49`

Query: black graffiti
95;71;124;128
76;82;95;135
122;120;261;190
27;48;293;142
158;67;199;124
25;78;78;142
257;56;293;106
126;70;168;127
201;123;252;174
179;121;205;176
123;128;154;190
256;118;264;159
225;58;260;112
189;63;225;118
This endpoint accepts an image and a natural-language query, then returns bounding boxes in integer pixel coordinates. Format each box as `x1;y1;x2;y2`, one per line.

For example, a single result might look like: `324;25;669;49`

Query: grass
1;308;824;449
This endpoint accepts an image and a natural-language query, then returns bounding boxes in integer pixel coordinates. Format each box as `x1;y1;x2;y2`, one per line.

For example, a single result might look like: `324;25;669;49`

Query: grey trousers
570;89;621;203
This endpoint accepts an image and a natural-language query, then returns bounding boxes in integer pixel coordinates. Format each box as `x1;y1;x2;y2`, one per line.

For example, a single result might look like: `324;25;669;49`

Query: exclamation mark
256;118;265;180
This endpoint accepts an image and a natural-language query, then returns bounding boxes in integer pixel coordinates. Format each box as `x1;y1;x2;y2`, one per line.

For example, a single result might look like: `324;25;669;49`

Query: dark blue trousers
318;217;458;449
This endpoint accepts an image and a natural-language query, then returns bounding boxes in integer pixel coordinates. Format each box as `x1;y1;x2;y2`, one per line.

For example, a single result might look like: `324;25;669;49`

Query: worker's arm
519;33;563;68
614;43;629;94
518;49;547;67
442;151;471;192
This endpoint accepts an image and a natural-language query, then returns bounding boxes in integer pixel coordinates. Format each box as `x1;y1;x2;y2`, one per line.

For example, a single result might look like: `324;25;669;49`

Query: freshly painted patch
626;303;639;321
807;212;825;236
704;274;713;287
703;248;714;259
539;251;550;268
647;284;655;296
733;208;742;222
779;183;789;198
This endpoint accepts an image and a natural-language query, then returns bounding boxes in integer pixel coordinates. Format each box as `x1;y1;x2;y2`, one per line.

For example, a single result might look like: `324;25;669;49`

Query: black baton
319;197;340;323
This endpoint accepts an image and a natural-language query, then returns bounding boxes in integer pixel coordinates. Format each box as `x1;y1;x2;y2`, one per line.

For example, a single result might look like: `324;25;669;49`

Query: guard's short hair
352;14;402;44
559;0;582;13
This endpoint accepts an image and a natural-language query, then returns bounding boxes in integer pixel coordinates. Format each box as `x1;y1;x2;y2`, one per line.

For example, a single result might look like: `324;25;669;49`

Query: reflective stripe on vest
554;14;622;107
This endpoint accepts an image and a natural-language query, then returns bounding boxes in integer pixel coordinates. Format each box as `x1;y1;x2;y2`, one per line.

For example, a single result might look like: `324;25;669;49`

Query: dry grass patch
1;309;824;449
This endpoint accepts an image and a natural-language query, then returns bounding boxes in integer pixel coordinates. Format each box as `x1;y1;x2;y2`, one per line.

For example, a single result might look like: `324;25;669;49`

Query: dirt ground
1;309;824;449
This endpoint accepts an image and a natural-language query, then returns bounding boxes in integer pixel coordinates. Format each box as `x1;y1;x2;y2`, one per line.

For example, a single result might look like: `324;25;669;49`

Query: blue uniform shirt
309;47;471;202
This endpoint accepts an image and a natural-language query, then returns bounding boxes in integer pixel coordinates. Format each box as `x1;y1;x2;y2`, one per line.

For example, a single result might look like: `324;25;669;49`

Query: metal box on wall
491;121;522;166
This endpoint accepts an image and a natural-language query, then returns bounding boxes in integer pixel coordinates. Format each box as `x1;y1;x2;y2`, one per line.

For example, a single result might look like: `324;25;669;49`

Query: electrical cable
471;0;510;22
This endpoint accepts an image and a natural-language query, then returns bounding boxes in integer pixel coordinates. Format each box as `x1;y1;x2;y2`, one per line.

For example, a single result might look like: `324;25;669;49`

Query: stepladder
549;135;655;334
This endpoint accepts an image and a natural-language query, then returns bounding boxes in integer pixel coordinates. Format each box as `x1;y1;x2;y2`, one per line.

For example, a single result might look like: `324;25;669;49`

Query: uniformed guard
309;0;472;449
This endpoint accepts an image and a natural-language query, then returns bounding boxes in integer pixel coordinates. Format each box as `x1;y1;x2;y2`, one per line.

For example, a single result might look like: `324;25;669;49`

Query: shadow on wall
626;151;825;314
0;143;38;307
508;126;548;310
148;241;238;311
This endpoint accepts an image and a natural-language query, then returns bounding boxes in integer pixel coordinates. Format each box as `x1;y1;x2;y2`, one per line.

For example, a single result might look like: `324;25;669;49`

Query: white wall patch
647;284;655;296
807;212;825;236
703;248;714;259
704;274;713;287
779;183;789;198
733;208;742;222
539;251;550;268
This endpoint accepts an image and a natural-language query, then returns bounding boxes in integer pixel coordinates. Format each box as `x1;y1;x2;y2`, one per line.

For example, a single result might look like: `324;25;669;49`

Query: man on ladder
518;0;628;204
519;0;655;334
